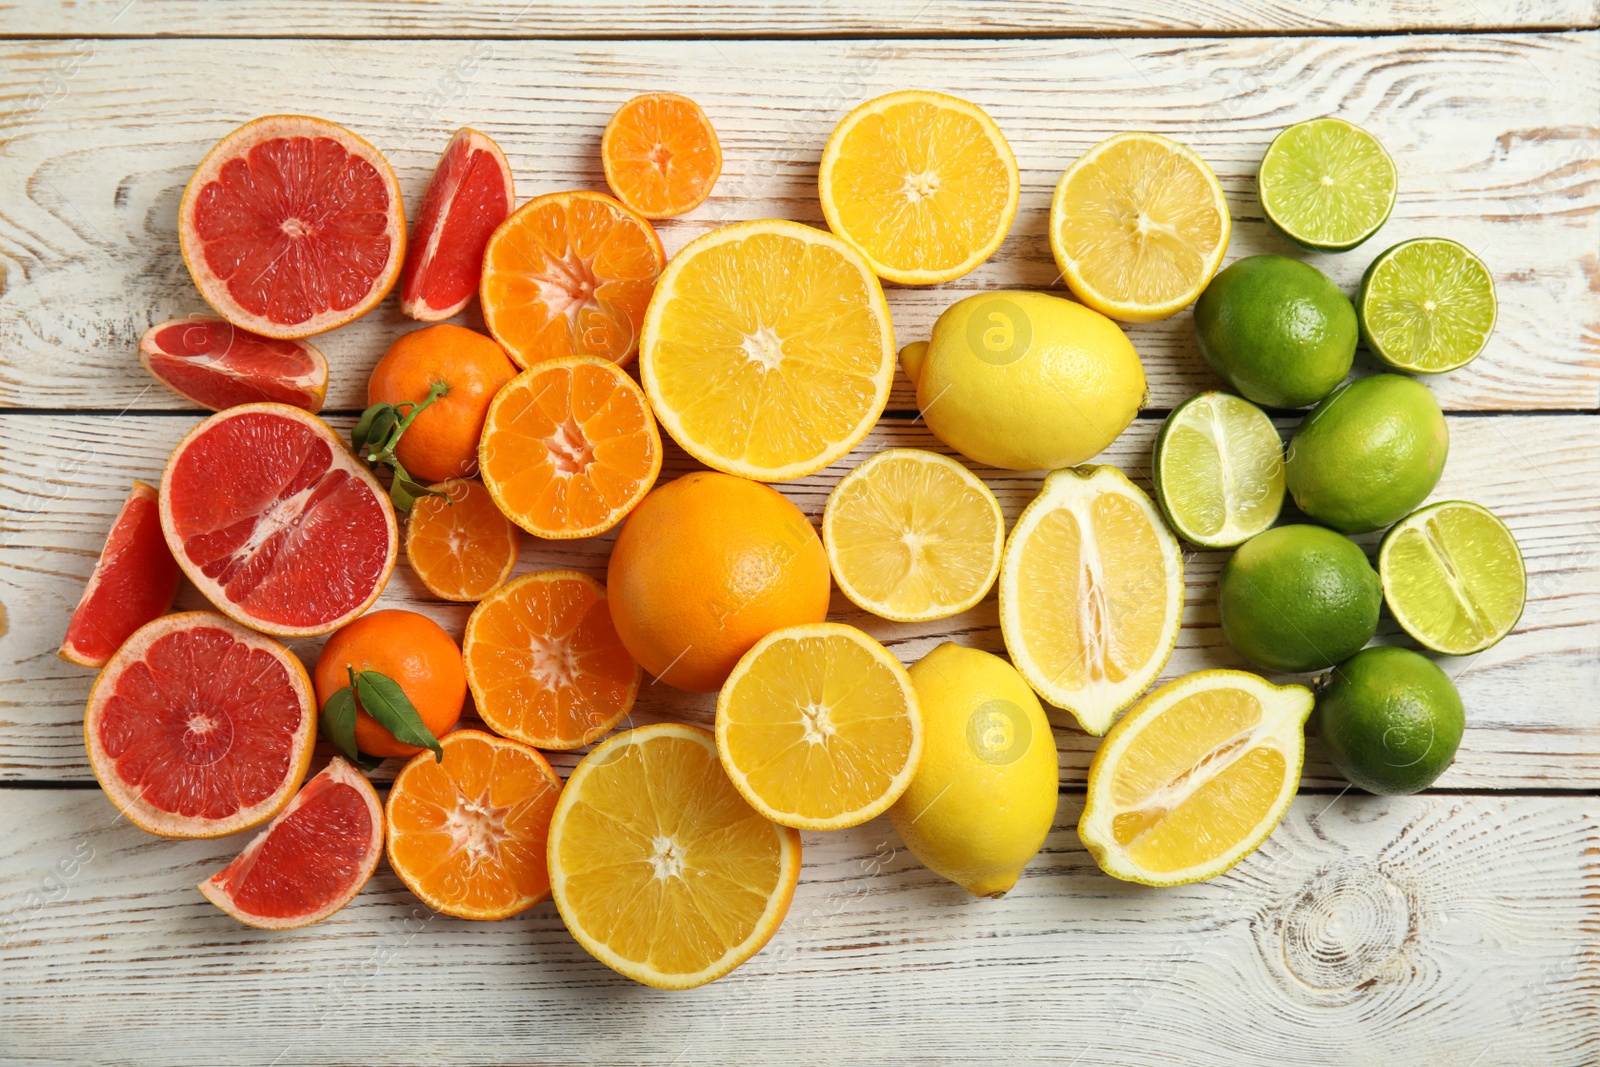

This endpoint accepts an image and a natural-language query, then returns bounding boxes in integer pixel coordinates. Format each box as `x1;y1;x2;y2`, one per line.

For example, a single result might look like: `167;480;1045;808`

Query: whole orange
313;609;467;758
368;324;517;483
606;472;831;691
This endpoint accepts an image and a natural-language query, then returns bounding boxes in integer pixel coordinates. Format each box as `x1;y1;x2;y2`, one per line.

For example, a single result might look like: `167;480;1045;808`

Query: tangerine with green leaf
313;609;466;758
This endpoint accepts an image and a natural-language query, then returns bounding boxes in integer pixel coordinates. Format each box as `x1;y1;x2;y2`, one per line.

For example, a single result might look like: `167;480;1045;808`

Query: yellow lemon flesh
1079;669;1311;886
902;290;1146;472
820;90;1019;285
889;643;1058;898
640;219;895;482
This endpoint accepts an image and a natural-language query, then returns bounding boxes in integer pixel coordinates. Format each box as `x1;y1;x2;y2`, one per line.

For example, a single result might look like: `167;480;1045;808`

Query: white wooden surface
0;4;1597;1065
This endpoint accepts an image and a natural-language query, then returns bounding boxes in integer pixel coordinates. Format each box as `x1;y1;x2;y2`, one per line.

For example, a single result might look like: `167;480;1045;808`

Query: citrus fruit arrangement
60;99;1523;987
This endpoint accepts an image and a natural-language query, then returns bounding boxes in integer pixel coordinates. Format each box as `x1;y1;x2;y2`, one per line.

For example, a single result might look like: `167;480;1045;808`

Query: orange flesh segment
404;478;518;601
603;93;721;218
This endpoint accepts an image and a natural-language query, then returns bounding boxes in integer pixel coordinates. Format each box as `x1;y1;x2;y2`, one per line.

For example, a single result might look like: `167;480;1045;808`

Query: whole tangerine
606;471;831;692
313;608;467;758
367;323;518;483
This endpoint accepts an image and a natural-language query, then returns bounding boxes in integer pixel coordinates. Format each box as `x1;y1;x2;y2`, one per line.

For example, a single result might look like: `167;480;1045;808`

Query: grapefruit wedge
160;404;397;637
199;758;384;928
400;127;515;322
140;316;328;413
179;115;405;339
85;612;317;838
59;481;181;668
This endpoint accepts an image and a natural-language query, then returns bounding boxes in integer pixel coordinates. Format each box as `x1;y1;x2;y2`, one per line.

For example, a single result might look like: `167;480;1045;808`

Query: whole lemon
888;643;1058;897
901;291;1146;471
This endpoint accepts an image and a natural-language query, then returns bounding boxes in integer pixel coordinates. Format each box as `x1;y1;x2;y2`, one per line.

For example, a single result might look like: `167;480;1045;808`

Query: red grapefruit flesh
140;316;329;413
400;127;515;322
59;481;182;668
159;403;398;637
84;611;317;838
199;757;384;928
179;115;406;339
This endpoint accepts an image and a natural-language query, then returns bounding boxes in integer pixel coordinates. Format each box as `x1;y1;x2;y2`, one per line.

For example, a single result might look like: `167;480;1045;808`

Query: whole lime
1218;524;1381;673
1193;254;1358;409
1285;373;1448;534
1315;645;1464;795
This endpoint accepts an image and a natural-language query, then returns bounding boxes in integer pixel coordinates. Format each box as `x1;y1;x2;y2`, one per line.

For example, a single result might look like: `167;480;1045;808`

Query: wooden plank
1;0;1596;37
3;412;1595;787
0;787;1593;1066
0;35;1595;412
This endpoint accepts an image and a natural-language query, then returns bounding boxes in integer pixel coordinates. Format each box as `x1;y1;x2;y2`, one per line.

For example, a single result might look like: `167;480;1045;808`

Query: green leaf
351;403;385;452
319;686;361;764
355;670;443;761
366;407;399;456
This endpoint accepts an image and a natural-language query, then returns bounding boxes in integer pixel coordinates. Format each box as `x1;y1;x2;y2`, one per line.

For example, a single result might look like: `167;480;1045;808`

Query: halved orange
404;478;520;602
463;570;641;750
478;356;662;539
480;190;665;369
602;93;722;219
385;729;562;920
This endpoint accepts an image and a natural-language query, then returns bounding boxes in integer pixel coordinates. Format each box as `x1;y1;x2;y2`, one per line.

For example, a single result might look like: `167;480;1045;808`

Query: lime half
1154;391;1284;548
1358;237;1497;373
1259;117;1396;251
1378;500;1525;655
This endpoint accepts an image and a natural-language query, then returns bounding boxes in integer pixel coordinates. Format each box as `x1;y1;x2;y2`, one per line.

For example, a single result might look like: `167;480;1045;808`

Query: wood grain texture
3;412;1595;786
0;787;1593;1066
1;0;1596;37
0;35;1596;412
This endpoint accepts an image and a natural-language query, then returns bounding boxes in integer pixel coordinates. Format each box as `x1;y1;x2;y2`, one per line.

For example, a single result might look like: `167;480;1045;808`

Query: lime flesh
1358;237;1497;373
1378;500;1525;655
1259;117;1396;252
1154;392;1284;548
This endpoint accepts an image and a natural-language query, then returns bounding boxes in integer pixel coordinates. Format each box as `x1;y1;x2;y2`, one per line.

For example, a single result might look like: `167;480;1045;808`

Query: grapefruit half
400;127;515;322
59;481;181;668
84;611;317;838
199;757;384;928
140;316;329;413
179;115;405;339
159;403;397;637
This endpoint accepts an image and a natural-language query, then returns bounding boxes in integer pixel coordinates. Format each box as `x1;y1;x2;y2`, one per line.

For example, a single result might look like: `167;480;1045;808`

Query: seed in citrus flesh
464;570;641;751
159;403;398;637
199;757;383;928
84;611;317;838
602;93;722;219
401;127;515;322
179;115;405;339
404;478;519;602
1153;391;1284;550
386;730;563;921
1378;500;1525;655
139;317;328;413
548;723;802;988
1258;117;1396;252
1358;237;1497;374
59;481;181;669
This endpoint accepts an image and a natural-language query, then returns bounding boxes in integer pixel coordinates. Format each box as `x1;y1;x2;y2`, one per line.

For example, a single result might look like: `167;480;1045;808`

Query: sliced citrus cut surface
1379;500;1525;655
716;622;922;830
1259;117;1396;252
602;92;722;218
478;356;662;539
999;465;1184;735
480;190;664;369
404;478;519;602
1079;669;1312;886
640;219;896;481
179;115;404;338
199;757;383;928
159;403;397;637
548;723;802;988
84;611;317;838
139;317;328;413
386;729;562;920
59;481;180;668
819;90;1019;285
1049;132;1230;323
822;448;1003;622
463;570;641;750
1358;237;1497;374
1153;391;1285;550
401;127;515;322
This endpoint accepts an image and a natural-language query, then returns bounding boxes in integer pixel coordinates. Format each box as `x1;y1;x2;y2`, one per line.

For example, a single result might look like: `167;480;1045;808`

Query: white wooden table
1;3;1597;1064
